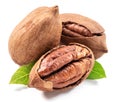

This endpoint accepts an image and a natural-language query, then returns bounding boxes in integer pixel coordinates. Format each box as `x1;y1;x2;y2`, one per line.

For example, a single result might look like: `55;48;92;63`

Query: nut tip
53;5;58;9
51;5;59;15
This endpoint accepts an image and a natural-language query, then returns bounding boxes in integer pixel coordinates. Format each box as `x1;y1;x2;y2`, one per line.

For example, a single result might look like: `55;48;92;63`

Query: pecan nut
28;43;94;91
8;6;62;65
60;13;108;59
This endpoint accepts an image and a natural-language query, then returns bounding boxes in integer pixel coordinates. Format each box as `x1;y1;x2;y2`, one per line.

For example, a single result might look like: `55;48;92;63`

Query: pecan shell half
60;13;108;59
28;43;94;91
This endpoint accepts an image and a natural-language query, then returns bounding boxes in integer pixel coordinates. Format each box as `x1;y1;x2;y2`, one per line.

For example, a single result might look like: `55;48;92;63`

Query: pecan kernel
29;43;94;91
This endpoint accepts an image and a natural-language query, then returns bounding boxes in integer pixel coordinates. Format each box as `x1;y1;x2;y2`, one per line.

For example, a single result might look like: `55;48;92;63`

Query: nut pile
8;6;108;91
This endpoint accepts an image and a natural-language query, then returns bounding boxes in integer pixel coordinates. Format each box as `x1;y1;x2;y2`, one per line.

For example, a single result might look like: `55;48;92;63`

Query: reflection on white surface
1;79;119;102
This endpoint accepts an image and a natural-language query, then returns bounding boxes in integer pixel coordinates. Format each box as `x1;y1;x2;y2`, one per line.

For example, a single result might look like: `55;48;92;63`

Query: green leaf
9;60;106;85
87;61;106;79
9;62;35;85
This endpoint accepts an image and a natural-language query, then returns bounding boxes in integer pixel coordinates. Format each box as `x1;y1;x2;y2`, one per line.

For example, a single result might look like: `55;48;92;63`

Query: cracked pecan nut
60;13;108;59
28;43;94;91
8;6;62;65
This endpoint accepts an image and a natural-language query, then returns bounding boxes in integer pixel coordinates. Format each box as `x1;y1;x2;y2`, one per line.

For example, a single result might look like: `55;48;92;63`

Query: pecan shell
8;6;62;65
28;43;94;91
60;13;108;59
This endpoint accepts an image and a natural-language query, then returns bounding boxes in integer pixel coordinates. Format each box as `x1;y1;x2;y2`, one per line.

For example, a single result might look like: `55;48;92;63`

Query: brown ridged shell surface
8;6;62;65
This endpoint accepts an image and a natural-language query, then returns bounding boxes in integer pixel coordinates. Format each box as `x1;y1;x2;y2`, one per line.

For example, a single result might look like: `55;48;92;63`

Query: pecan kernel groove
62;22;92;37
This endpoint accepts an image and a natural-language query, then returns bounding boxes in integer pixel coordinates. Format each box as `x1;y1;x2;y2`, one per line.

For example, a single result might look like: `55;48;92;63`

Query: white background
0;0;120;102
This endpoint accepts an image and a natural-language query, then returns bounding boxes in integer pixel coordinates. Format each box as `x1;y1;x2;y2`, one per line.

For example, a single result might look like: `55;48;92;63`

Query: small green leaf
87;61;106;79
9;62;35;85
9;60;106;85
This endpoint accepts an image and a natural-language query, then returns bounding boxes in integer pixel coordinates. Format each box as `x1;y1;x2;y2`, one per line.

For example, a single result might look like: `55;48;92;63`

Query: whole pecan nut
8;6;62;65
